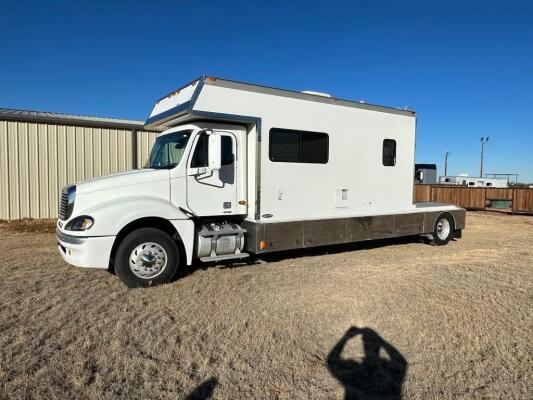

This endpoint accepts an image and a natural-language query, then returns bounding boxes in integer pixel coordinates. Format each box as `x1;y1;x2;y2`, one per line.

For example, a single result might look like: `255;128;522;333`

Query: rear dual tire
114;228;180;288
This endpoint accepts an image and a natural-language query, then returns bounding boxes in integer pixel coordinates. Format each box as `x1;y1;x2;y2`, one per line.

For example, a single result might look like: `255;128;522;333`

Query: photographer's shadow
327;326;407;400
183;377;217;400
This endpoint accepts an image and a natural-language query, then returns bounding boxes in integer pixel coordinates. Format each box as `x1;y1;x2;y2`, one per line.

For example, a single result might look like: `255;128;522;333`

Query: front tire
115;228;179;288
431;213;454;246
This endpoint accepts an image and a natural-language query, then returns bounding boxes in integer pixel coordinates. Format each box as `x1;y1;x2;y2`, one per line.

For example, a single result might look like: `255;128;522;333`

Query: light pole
444;150;451;176
480;137;489;177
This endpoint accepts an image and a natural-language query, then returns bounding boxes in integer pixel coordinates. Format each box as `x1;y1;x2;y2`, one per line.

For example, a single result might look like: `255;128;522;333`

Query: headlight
65;216;94;231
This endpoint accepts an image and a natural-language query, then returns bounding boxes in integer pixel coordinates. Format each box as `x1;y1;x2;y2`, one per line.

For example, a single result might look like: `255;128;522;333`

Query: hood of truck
76;169;169;195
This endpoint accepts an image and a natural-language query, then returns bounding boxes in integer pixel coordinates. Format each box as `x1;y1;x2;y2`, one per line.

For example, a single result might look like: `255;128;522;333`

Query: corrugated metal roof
0;107;146;129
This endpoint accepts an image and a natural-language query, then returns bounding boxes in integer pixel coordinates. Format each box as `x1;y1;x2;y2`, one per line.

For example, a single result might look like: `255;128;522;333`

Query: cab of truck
57;122;249;287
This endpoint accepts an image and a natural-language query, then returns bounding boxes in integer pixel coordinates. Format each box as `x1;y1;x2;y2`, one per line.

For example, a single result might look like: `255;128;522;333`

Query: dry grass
0;212;531;399
0;219;56;234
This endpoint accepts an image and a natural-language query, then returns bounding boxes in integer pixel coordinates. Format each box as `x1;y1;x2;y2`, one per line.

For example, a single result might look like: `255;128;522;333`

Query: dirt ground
0;212;531;399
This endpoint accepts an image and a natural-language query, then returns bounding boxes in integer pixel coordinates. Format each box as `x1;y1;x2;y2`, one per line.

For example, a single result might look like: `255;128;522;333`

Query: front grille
59;191;68;219
59;185;75;220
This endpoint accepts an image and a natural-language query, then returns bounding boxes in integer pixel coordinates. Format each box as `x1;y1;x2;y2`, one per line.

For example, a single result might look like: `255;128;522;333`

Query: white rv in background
439;176;508;188
56;76;466;287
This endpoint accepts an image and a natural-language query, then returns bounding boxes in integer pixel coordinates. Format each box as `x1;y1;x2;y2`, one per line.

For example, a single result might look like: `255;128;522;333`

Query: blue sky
1;0;532;182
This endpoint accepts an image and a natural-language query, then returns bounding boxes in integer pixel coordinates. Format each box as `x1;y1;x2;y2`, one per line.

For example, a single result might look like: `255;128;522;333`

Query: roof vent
301;90;331;98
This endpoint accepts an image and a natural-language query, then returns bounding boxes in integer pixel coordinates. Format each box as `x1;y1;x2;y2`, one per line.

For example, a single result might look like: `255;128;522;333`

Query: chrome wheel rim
129;242;167;279
436;218;451;240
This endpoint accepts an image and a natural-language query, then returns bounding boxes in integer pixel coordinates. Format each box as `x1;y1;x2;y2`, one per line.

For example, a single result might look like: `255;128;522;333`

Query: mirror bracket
208;133;222;171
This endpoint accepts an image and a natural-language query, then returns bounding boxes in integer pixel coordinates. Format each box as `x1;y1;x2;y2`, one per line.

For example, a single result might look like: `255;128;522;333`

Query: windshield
145;130;192;169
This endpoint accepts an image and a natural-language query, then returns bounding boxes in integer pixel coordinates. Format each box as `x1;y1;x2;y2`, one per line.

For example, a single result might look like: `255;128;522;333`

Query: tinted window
191;133;234;168
221;136;234;165
191;132;209;167
269;128;328;163
382;139;396;166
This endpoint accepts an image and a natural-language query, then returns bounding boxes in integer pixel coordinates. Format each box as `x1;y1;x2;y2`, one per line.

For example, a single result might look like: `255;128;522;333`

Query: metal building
0;108;157;219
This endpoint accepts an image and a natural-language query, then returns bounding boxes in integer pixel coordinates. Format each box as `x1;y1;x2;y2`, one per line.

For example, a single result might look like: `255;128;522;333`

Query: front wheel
431;213;454;246
114;228;179;288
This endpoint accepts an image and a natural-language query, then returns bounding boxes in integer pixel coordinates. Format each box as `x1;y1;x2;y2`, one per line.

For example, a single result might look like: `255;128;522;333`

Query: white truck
56;76;466;287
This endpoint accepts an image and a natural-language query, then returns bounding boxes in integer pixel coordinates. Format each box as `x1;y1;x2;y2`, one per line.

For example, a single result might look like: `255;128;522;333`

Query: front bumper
56;229;115;269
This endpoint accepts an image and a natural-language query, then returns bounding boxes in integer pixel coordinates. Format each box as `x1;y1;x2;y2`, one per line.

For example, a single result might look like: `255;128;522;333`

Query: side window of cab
191;132;234;168
191;132;209;167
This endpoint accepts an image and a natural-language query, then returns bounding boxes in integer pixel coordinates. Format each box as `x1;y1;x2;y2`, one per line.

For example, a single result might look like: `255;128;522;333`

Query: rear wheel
431;213;454;245
115;228;179;288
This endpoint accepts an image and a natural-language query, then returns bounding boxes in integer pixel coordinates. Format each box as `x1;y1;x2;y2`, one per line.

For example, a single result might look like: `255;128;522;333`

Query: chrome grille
59;191;68;220
58;185;75;220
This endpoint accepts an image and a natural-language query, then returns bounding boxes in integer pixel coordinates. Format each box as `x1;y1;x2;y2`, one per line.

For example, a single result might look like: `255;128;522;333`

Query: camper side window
269;128;328;164
382;139;396;166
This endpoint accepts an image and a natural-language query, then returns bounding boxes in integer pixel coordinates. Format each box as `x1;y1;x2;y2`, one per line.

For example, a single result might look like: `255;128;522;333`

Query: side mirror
208;133;222;171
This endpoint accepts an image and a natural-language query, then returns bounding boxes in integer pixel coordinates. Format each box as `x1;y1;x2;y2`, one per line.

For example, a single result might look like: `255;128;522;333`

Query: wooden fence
414;185;533;213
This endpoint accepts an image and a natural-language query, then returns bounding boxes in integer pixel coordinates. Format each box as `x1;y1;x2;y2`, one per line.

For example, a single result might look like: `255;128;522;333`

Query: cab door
186;130;238;216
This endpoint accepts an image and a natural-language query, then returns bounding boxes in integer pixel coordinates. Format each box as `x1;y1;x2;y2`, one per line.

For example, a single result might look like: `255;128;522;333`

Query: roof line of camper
150;76;416;119
204;76;417;117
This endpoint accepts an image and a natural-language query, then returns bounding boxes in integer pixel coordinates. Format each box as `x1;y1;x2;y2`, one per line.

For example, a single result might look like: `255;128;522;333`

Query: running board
200;253;250;262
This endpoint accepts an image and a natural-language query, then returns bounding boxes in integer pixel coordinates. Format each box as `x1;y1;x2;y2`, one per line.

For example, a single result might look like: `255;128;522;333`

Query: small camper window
269;128;328;163
382;139;396;166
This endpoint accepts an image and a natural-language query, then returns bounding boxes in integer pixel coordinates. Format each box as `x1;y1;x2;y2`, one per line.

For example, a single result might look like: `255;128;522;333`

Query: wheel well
436;212;455;230
108;217;185;271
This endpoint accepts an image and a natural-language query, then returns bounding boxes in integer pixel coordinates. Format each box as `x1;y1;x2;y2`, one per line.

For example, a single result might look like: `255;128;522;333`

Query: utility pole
480;137;489;177
444;151;451;176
